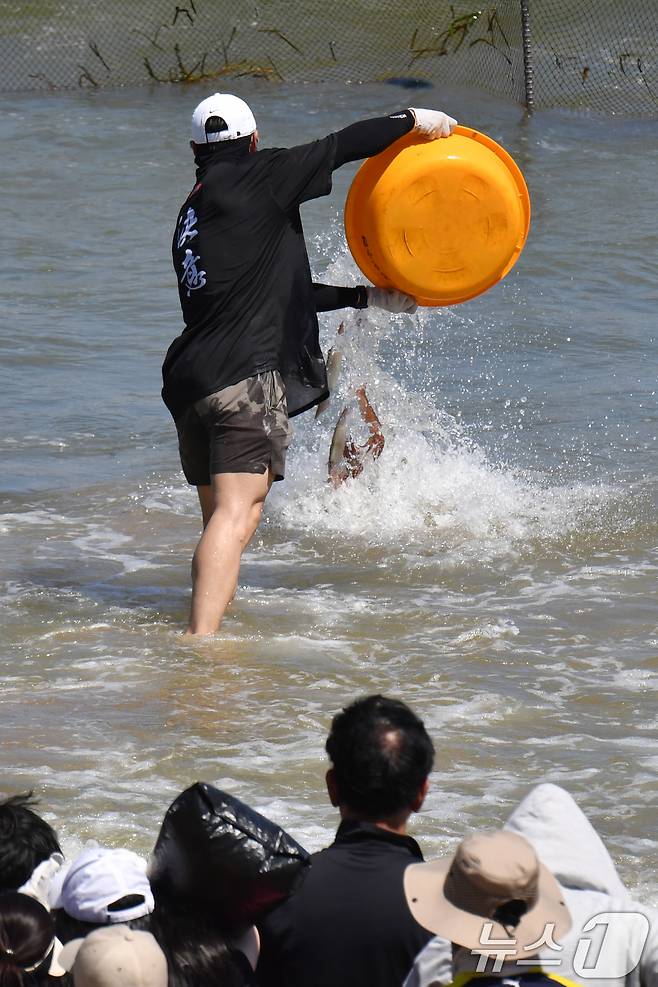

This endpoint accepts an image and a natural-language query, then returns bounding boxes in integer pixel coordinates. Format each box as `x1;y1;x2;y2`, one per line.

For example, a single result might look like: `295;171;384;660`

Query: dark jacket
257;819;433;987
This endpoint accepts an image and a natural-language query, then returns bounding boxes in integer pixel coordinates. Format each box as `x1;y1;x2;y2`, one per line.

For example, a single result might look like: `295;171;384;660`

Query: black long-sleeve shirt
334;109;414;166
312;282;367;312
162;110;415;419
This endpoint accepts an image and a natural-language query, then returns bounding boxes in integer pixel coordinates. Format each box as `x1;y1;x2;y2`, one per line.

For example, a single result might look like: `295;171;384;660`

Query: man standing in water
162;93;457;635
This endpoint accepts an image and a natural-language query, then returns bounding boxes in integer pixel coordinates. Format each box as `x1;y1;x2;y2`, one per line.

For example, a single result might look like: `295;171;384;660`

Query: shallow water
1;80;657;902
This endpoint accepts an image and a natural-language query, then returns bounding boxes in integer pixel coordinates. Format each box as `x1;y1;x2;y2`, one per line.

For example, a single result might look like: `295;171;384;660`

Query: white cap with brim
404;830;571;961
59;847;154;925
60;927;167;987
191;93;257;143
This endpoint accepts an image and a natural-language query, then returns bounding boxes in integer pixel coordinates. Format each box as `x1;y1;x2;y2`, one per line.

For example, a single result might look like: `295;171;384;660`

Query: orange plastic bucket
344;125;531;306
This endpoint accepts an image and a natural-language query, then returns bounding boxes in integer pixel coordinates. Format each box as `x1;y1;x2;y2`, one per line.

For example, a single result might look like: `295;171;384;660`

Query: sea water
1;80;657;900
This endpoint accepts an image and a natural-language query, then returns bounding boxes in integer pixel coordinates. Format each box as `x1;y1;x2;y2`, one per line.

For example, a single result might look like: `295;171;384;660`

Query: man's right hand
409;108;458;139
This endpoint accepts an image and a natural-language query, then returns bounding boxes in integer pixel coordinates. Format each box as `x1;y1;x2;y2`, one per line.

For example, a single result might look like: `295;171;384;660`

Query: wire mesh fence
1;0;657;116
528;0;658;115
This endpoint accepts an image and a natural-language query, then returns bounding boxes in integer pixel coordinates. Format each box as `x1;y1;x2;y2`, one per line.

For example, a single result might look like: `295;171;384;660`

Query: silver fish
328;406;349;469
315;347;343;419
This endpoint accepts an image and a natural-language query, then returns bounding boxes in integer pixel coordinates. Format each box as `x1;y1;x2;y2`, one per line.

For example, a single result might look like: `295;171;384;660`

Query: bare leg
197;483;237;610
185;470;272;637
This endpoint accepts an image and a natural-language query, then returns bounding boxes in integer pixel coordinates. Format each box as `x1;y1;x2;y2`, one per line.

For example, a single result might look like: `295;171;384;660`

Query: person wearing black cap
161;92;457;636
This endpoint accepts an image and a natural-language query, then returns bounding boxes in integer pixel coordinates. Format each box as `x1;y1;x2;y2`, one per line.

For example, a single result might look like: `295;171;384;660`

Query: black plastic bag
149;782;309;926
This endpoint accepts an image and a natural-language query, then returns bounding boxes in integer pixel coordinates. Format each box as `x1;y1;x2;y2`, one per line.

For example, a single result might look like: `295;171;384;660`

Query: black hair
0;892;55;987
204;115;229;138
325;695;435;818
492;898;528;933
0;795;61;894
149;891;253;987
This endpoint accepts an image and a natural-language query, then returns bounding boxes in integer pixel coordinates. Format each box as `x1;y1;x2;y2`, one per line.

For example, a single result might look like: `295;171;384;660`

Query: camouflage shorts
175;371;293;486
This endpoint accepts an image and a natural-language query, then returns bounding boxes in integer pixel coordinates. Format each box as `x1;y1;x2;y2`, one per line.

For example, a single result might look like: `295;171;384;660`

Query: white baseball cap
191;92;257;143
58;848;154;925
60;927;167;987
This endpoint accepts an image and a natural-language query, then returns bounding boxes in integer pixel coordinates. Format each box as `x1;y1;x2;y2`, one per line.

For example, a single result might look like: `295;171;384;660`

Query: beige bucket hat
404;829;571;960
60;927;167;987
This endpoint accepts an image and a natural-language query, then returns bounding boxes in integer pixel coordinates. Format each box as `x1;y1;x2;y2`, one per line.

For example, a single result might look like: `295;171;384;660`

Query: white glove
409;107;457;138
366;287;418;314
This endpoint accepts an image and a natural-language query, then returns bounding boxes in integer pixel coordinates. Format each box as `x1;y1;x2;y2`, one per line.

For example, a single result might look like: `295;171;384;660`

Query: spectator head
54;849;153;944
324;695;434;823
0;794;61;894
60;927;167;987
0;891;63;987
404;829;571;967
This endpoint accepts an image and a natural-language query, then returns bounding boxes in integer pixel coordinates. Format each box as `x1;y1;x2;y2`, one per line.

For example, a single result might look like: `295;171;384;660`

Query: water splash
267;268;616;560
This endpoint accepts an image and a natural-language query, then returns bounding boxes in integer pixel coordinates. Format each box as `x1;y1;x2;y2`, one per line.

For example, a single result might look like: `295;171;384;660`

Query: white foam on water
253;246;622;561
2;434;69;450
37;623;114;640
267;308;617;563
611;667;658;693
135;475;200;517
0;509;77;530
72;526;133;550
70;524;160;574
453;619;520;644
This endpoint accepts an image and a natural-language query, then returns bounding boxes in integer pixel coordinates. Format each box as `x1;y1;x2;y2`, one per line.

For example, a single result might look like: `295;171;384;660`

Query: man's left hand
366;287;418;314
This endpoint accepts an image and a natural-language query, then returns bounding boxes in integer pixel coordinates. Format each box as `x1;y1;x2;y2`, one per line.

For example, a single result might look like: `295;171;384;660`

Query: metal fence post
520;0;535;112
